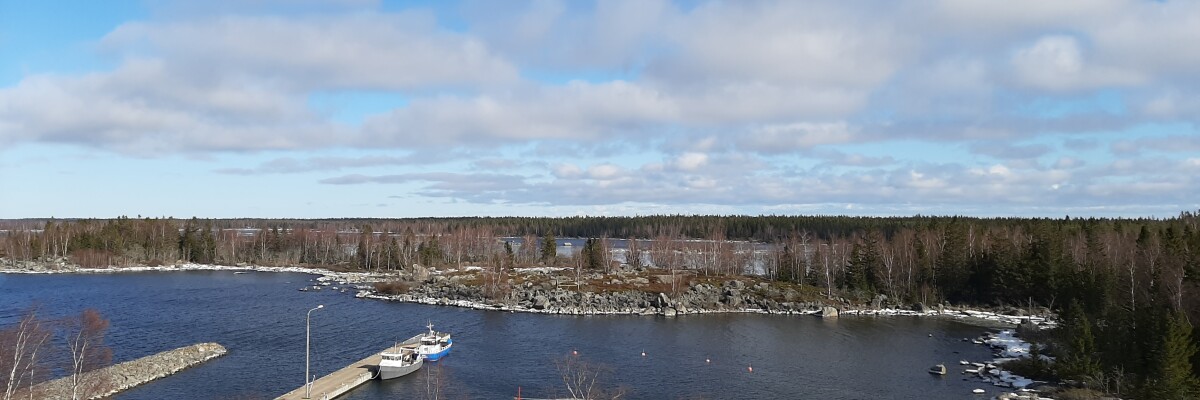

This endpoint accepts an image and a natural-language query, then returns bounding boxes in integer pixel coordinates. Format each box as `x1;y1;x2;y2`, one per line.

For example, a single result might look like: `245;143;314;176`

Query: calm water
0;272;1001;399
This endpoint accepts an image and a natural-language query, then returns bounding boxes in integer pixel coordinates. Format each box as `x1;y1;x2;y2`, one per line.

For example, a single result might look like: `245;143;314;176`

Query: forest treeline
1;213;1199;397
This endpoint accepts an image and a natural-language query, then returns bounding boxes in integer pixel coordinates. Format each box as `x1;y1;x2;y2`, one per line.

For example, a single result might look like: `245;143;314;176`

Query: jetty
276;339;422;400
31;342;227;400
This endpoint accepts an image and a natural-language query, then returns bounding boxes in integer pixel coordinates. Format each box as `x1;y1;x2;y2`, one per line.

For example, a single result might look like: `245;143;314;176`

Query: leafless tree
1;308;52;400
555;354;625;400
62;309;112;400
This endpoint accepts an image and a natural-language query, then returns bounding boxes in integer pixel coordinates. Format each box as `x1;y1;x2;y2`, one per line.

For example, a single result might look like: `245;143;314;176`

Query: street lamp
305;304;324;399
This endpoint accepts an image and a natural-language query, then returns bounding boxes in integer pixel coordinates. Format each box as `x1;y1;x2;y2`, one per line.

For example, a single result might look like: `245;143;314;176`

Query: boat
928;364;947;375
377;345;423;380
416;322;453;361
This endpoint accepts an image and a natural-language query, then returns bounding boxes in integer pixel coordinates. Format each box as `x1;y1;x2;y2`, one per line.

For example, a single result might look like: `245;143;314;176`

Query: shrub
373;280;411;295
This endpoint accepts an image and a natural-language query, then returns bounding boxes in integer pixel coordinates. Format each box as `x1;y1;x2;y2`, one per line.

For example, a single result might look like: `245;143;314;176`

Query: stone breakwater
31;342;228;400
355;271;1057;329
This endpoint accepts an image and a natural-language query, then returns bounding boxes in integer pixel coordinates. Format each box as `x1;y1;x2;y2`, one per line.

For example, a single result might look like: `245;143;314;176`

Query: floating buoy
641;349;646;357
747;364;753;373
705;358;711;364
572;350;578;356
928;333;933;337
972;388;985;394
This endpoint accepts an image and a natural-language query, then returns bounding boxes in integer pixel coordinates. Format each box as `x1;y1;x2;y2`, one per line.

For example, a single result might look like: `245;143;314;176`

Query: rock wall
31;342;227;400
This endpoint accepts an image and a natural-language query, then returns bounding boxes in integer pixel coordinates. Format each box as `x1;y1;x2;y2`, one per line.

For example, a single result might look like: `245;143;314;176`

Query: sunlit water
0;272;1003;399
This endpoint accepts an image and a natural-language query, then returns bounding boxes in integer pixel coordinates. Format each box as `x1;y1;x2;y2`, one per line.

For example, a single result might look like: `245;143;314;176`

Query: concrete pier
276;344;410;400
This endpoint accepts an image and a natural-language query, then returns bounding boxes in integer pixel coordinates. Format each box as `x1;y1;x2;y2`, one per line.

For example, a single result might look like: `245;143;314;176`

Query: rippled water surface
0;272;1003;399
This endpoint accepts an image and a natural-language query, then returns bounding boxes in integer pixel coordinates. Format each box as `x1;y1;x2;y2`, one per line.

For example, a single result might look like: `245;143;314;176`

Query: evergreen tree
541;232;557;262
1056;300;1101;383
581;238;602;270
1142;311;1200;399
936;223;969;302
199;220;216;264
178;218;197;262
778;244;796;283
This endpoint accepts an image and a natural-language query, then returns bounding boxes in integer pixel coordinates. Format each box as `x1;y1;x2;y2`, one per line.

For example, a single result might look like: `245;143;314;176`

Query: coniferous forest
2;213;1198;398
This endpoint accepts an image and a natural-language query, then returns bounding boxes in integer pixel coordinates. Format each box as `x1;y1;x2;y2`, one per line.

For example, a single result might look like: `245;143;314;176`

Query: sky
1;0;1199;219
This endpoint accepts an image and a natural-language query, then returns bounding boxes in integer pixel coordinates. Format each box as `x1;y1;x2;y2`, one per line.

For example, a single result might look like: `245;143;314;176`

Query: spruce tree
1056;300;1101;383
541;232;557;262
1143;312;1200;399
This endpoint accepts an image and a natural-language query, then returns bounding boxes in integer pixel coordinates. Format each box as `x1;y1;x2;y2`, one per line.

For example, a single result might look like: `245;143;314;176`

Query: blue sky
2;0;1199;218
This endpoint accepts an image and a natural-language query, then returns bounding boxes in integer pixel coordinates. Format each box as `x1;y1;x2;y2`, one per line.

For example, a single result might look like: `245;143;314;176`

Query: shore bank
29;342;227;400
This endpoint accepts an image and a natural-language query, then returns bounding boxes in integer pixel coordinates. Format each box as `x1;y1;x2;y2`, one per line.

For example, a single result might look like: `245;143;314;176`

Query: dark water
0;272;1002;399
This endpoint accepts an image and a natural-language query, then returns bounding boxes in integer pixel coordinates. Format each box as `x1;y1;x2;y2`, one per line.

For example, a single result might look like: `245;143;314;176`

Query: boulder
1017;319;1040;336
412;264;431;282
533;295;550;310
912;302;929;313
656;292;673;308
820;306;839;318
872;294;887;309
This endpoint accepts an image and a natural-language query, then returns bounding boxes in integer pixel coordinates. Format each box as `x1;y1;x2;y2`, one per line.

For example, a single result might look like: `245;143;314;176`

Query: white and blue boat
416;322;452;361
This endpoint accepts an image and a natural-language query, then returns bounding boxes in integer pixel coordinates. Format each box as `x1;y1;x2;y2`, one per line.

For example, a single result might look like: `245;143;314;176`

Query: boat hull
423;340;452;361
378;357;423;380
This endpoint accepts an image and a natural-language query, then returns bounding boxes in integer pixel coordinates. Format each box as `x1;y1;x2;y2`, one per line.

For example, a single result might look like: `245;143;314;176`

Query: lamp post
305;304;324;399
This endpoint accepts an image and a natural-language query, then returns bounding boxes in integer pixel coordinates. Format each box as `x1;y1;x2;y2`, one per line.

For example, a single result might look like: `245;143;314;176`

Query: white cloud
1010;35;1141;91
739;122;856;153
0;60;340;153
587;164;624;180
101;12;519;90
671;152;708;171
552;163;583;179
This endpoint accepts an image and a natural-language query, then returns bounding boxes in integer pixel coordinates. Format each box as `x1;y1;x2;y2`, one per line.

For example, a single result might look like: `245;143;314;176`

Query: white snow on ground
512;267;569;274
840;308;1056;328
986;330;1032;358
959;329;1057;398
